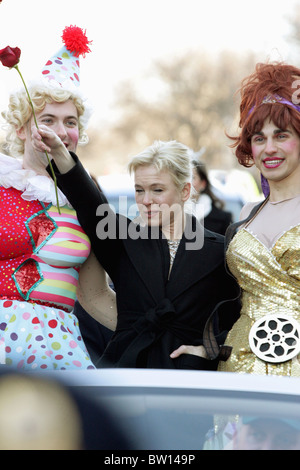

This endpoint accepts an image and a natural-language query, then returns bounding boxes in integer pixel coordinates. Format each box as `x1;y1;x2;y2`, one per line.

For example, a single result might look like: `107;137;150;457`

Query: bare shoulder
239;201;261;221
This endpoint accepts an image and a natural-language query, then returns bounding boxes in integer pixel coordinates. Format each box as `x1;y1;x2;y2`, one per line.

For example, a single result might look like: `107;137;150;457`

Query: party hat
41;25;92;86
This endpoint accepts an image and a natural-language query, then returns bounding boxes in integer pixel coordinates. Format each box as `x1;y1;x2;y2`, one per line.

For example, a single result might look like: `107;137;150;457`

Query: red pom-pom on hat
62;25;92;58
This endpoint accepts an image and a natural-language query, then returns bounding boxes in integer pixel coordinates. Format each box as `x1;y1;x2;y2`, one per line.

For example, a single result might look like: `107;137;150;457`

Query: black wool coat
204;206;233;235
50;154;240;370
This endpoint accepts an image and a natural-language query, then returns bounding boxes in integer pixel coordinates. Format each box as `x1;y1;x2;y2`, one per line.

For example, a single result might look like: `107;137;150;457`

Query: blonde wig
1;80;91;157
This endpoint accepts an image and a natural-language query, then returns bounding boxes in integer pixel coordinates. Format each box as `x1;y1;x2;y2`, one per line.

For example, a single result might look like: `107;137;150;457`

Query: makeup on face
35;101;79;152
21;100;80;175
251;120;300;198
251;121;300;173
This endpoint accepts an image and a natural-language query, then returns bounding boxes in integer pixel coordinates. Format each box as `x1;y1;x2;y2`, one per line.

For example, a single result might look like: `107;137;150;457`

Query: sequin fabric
167;240;180;267
218;226;300;376
167;240;180;278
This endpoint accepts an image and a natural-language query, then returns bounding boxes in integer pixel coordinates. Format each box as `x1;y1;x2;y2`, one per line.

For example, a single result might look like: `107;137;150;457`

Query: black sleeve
47;153;122;276
217;270;241;334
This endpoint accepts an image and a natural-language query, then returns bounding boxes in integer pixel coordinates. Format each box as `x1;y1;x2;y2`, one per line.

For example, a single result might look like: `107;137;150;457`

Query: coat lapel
123;215;224;303
123;224;167;303
166;216;225;300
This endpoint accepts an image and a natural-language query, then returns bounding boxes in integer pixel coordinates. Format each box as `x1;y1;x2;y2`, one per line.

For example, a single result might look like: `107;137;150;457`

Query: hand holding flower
31;125;75;174
31;125;63;153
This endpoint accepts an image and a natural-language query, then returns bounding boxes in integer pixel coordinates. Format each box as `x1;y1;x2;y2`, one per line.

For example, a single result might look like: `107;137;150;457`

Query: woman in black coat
32;132;240;370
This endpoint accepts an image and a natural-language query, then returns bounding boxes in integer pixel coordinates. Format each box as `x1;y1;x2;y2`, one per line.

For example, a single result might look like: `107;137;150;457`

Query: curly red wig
230;62;300;167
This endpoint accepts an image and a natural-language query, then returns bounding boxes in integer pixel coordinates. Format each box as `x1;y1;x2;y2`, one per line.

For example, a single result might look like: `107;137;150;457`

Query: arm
31;125;75;173
31;125;122;275
33;127;119;328
77;250;117;331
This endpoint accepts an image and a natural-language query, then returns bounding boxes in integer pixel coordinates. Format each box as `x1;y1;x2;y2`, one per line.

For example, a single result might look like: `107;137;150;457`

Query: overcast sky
0;0;299;124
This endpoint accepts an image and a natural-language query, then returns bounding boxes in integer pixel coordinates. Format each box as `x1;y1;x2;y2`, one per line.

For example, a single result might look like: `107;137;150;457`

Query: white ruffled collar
0;153;72;207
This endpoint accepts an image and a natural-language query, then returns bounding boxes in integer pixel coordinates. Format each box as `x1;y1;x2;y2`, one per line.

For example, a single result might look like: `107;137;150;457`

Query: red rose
0;46;21;68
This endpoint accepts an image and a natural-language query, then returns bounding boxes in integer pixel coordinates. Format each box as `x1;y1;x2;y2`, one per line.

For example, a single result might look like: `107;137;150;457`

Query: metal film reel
249;314;300;363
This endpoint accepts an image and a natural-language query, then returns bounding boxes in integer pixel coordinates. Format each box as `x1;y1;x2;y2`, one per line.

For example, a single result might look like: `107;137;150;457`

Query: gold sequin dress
218;196;300;376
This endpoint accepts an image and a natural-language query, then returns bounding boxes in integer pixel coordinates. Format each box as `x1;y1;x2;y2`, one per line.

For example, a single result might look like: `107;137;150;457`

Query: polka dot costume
0;156;95;370
0;300;93;370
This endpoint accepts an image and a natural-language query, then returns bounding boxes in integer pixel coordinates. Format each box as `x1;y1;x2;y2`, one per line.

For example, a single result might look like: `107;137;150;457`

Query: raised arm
31;124;76;173
31;125;122;277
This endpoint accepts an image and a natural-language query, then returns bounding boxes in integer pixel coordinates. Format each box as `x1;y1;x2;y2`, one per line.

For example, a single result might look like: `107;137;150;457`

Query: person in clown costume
0;26;116;370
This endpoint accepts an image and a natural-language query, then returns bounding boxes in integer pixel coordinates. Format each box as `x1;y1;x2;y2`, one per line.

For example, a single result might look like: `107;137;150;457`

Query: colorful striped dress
0;153;95;370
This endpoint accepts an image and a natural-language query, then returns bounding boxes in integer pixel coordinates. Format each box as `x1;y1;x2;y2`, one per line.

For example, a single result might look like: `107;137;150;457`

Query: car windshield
95;386;300;450
55;370;300;451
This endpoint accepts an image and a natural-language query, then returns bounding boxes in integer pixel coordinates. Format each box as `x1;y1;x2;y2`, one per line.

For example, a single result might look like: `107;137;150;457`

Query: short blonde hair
128;140;192;190
2;82;90;157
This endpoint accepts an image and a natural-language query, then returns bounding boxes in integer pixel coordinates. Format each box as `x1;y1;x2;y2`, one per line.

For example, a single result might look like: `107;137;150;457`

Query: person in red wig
217;62;300;376
167;62;300;376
